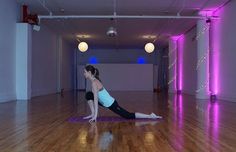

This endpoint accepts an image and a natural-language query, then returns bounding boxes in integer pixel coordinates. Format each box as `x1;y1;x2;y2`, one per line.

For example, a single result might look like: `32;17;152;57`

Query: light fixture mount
106;26;117;37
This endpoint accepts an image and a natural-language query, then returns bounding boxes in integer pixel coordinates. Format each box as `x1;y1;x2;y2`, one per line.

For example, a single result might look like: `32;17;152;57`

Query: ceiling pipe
38;15;218;20
37;0;52;15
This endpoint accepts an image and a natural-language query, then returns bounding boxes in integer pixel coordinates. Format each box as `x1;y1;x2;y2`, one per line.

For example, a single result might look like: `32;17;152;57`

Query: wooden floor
0;91;236;152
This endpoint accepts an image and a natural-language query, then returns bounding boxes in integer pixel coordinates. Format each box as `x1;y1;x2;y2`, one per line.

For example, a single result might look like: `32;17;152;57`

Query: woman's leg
109;101;162;119
108;101;135;119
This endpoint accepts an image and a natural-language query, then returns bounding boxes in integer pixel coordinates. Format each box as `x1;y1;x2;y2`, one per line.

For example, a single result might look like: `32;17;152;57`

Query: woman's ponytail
94;68;100;81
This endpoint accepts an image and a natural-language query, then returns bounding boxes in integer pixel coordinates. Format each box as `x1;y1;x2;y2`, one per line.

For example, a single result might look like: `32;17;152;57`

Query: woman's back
93;79;103;90
93;79;114;107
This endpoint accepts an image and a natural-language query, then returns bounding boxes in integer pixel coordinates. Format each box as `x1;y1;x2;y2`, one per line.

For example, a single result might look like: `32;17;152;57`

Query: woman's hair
85;65;100;81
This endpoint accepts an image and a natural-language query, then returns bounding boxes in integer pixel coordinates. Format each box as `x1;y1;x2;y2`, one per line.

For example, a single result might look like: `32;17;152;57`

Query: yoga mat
68;116;161;123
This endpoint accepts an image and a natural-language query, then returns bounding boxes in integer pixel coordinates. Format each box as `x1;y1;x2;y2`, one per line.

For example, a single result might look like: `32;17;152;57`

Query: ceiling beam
39;15;218;20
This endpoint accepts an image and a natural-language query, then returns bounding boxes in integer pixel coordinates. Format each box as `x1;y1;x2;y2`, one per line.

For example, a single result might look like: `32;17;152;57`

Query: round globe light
78;42;88;52
144;43;155;53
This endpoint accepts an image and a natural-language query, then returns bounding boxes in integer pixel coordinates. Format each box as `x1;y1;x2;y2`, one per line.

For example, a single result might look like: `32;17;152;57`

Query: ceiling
16;0;229;49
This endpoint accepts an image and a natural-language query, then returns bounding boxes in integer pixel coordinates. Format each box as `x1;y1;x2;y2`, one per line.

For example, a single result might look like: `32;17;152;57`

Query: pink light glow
172;37;178;91
171;36;180;91
199;10;214;17
199;8;221;96
209;12;221;95
177;35;184;91
171;35;184;92
178;94;183;127
173;94;183;125
172;94;184;150
175;56;177;91
171;36;180;41
206;102;219;142
213;103;219;136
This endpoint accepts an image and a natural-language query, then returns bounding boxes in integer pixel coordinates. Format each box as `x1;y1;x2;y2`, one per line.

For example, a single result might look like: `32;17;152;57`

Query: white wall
31;24;74;97
0;0;19;102
78;64;158;90
77;48;164;90
182;27;197;95
212;0;236;101
77;48;159;64
61;40;74;91
16;23;32;100
31;24;58;96
85;64;154;91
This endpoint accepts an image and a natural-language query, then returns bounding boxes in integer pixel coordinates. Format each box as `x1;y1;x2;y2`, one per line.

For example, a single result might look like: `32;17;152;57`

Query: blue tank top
98;88;115;107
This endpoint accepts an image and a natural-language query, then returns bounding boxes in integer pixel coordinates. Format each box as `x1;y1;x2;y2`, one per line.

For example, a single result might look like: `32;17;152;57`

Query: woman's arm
89;82;99;122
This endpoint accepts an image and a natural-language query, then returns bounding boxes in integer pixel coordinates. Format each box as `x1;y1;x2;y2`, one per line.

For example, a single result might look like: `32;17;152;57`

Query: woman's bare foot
150;113;162;119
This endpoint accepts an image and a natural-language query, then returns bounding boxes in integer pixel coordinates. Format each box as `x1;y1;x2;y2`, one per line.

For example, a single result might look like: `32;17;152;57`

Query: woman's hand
83;115;93;119
89;116;97;123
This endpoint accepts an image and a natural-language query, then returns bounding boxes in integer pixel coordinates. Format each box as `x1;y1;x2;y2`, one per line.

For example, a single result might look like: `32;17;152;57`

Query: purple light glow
171;36;179;91
178;94;183;127
206;102;219;141
213;103;219;136
171;35;184;92
173;94;183;127
199;10;214;17
171;36;180;41
174;95;177;120
198;9;220;95
177;35;184;91
210;11;221;95
172;94;184;150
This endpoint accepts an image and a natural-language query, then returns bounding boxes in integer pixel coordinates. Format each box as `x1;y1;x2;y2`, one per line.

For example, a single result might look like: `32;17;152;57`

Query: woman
83;65;162;122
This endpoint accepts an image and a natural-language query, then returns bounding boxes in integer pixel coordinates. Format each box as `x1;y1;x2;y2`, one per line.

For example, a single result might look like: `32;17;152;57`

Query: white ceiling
16;0;229;49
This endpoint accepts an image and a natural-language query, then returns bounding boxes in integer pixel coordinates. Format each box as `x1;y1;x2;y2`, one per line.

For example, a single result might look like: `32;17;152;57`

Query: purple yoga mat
68;116;160;123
